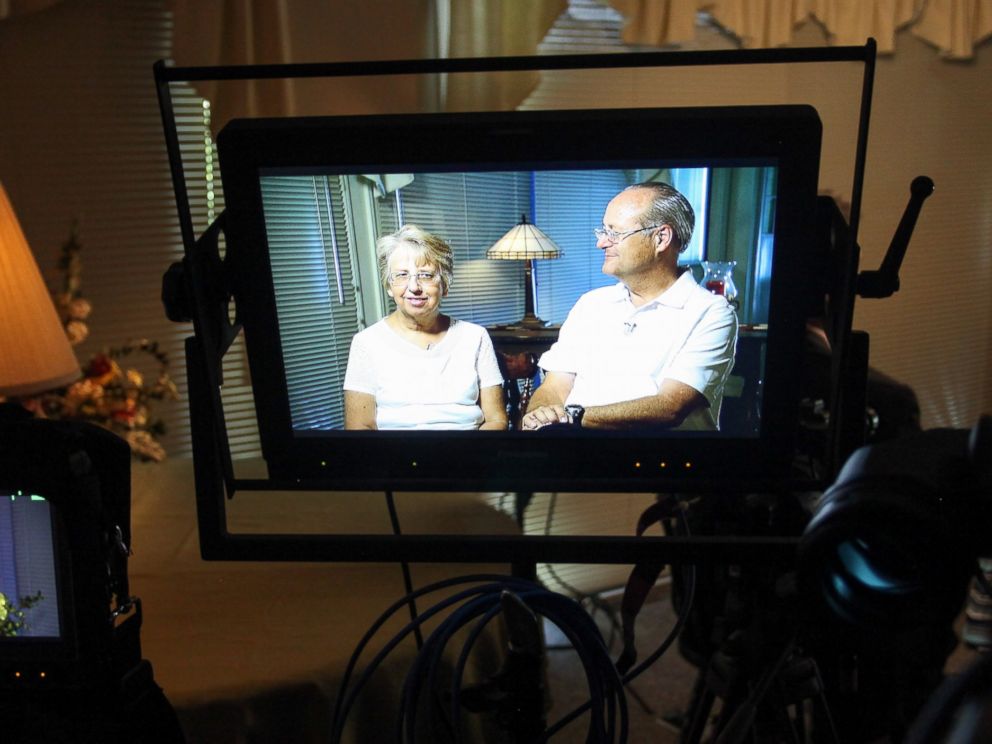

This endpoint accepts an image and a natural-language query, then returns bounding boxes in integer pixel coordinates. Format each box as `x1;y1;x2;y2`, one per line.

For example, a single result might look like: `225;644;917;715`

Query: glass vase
699;261;738;307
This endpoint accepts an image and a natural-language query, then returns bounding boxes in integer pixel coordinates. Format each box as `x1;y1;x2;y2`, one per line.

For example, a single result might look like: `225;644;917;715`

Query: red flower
85;354;120;385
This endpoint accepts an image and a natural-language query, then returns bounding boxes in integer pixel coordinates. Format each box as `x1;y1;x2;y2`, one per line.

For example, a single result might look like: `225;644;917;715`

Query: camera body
0;410;138;692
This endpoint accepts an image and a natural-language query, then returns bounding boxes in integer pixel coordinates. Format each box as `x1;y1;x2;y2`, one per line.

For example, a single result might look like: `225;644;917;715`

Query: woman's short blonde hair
376;224;454;293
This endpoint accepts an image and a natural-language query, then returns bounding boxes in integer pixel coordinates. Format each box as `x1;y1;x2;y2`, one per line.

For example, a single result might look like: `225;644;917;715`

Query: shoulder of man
572;283;624;311
685;278;735;313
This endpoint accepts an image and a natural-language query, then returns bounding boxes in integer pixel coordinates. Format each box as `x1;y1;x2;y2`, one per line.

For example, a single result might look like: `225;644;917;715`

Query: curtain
167;0;566;129
0;0;59;21
914;0;992;57
167;0;435;132
608;0;992;58
443;0;568;112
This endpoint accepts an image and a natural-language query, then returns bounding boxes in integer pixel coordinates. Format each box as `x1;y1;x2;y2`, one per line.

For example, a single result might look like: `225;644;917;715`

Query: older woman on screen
343;225;507;430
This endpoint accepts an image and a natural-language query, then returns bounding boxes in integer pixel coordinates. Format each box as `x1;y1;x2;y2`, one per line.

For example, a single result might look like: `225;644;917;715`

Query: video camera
0;408;182;743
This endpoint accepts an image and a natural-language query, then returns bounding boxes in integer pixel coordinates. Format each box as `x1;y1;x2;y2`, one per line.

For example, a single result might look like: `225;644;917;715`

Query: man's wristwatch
564;404;585;428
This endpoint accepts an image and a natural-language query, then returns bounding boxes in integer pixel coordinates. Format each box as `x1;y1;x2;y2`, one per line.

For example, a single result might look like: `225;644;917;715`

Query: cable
401;592;501;741
622;503;696;684
330;573;633;743
402;585;620;739
540;492;624;651
543;502;697;739
332;503;698;743
904;650;992;744
384;490;424;650
447;600;505;737
330;574;537;743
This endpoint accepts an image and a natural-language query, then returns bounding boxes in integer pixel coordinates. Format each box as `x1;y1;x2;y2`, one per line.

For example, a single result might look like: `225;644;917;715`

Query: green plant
0;591;44;638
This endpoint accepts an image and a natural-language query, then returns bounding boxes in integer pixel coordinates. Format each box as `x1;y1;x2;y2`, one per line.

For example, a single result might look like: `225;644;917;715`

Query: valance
609;0;992;59
4;1;988;61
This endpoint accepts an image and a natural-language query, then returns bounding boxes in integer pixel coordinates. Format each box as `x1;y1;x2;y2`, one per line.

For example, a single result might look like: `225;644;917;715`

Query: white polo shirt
538;271;738;430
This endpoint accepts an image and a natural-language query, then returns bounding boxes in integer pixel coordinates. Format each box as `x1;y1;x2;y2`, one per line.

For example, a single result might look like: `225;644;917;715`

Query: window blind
533;169;627;324
0;0;262;459
260;175;360;430
374;171;531;327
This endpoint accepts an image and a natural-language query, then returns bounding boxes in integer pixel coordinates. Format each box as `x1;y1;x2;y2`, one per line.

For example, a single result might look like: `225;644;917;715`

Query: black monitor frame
154;43;876;564
217;105;819;492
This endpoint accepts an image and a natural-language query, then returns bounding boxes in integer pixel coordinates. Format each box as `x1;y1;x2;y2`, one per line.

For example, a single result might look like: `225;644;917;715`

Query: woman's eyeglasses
389;270;441;286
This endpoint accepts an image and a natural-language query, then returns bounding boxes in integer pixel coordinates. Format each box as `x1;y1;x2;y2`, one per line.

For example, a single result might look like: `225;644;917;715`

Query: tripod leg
679;669;716;744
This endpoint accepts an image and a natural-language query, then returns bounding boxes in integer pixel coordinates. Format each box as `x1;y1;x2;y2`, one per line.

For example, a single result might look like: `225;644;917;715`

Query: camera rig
150;41;982;744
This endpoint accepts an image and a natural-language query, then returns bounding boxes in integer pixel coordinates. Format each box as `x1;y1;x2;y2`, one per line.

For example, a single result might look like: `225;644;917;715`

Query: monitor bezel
217;105;822;492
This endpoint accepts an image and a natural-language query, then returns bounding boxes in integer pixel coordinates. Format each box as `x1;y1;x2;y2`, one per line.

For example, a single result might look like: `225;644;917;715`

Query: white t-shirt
343;318;504;430
538;271;738;430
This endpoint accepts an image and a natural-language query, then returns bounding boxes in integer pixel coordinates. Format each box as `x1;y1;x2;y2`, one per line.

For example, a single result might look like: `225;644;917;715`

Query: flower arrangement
0;590;43;638
24;226;178;461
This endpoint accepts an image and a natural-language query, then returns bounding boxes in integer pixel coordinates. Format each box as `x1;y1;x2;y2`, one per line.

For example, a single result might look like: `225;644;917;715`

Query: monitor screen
0;491;61;639
217;105;822;491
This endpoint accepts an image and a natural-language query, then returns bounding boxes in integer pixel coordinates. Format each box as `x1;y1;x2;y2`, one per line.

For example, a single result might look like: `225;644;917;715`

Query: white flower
65;319;89;345
67;297;92;320
125;430;166;463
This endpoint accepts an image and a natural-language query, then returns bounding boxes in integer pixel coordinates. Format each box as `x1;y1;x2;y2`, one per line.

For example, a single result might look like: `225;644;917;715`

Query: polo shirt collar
615;270;695;310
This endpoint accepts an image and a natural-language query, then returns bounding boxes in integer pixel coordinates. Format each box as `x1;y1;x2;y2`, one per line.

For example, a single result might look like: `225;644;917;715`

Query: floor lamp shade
0;182;80;397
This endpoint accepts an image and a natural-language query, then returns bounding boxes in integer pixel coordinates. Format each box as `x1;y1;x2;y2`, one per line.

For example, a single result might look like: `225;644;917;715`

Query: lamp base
501;313;551;331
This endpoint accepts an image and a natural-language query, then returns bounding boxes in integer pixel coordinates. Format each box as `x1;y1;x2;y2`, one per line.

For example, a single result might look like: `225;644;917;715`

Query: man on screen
521;182;738;432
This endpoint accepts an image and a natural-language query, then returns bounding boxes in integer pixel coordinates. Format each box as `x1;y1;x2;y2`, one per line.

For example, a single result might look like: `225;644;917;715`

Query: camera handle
817;175;935;479
856;176;935;299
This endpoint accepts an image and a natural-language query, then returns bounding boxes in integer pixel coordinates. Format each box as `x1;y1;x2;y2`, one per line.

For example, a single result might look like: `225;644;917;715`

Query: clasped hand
520;405;571;431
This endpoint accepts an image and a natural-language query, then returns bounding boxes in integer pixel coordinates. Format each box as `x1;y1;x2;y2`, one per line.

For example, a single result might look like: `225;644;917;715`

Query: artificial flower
21;230;178;461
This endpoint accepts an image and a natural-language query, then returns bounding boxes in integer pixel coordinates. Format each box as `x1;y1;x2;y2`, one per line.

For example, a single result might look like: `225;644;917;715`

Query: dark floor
540;584;983;744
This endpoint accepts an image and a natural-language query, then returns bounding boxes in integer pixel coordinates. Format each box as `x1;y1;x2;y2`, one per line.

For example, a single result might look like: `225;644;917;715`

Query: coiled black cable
330;574;534;743
330;506;696;743
542;504;696;739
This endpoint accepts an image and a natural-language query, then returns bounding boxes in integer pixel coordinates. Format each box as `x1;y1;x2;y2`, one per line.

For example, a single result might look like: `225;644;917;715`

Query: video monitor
217;105;821;492
0;492;61;640
0;487;74;689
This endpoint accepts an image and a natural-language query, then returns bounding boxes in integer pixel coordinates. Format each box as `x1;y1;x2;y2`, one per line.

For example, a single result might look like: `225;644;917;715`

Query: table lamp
486;214;561;329
0;182;80;401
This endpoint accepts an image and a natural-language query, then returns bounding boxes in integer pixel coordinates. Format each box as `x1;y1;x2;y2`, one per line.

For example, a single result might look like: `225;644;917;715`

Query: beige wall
791;25;992;430
850;32;992;429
